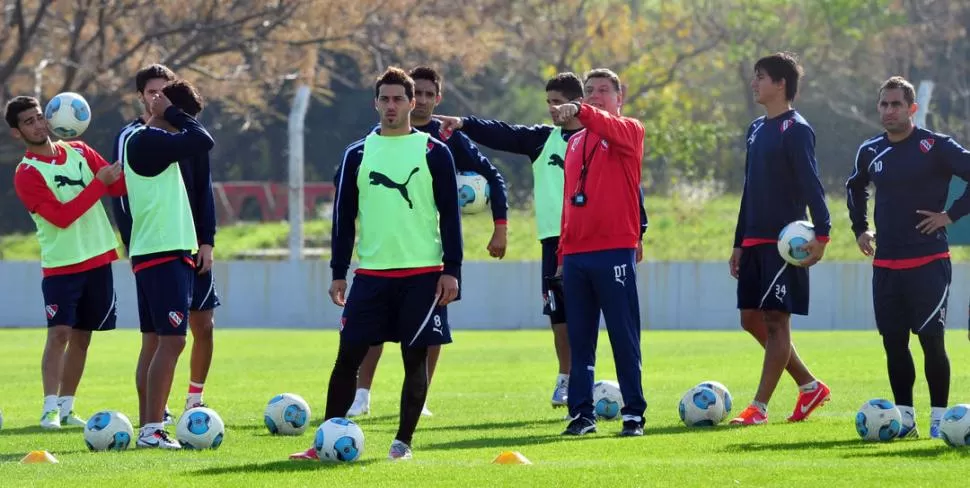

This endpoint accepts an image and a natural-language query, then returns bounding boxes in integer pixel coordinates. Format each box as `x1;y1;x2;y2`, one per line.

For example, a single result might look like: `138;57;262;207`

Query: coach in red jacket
553;68;646;438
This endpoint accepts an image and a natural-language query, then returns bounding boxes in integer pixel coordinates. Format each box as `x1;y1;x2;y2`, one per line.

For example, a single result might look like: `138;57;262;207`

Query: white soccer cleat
347;393;370;417
60;411;86;427
421;404;433;417
388;440;413;460
40;409;61;429
551;377;568;408
137;428;181;449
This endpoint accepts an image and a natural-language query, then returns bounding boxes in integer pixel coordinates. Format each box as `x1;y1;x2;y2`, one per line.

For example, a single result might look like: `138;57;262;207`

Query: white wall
0;260;967;331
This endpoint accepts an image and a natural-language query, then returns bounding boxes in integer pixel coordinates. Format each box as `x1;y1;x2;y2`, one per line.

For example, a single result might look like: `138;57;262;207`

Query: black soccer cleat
561;416;597;436
619;420;644;437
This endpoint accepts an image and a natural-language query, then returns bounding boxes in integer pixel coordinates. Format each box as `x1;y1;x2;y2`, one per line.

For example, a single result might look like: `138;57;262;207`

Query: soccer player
7;95;125;429
434;72;649;408
845;76;970;438
548;68;646;437
728;52;831;426
347;66;507;417
112;64;220;425
122;80;215;449
292;67;461;461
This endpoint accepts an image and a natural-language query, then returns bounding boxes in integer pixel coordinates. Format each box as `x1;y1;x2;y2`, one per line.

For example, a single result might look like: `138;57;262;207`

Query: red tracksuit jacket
558;103;645;263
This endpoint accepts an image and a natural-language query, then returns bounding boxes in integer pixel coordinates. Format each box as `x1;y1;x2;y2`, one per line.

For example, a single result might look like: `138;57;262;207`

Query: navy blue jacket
734;110;831;247
123;107;216;265
372;119;508;222
111;111;217;252
846;127;970;259
331;129;463;280
459;116;649;236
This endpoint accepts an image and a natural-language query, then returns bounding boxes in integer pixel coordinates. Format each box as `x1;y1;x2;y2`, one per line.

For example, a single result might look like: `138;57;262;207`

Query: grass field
6;194;970;262
1;329;969;487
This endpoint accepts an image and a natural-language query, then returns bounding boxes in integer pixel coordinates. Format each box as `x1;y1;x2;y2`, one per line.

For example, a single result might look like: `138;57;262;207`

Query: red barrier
212;182;336;222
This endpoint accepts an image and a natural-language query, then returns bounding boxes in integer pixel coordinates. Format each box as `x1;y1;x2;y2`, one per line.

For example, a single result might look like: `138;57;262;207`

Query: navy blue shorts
340;272;452;348
736;244;809;316
540;236;567;325
135;259;194;336
873;259;950;337
137;265;220;333
40;263;117;331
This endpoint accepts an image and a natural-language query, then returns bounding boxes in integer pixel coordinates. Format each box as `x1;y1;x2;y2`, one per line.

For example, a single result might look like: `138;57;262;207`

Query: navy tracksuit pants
562;248;646;422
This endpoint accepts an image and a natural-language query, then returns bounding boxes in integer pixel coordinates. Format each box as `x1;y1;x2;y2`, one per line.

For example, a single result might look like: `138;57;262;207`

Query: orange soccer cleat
730;405;768;426
787;381;831;422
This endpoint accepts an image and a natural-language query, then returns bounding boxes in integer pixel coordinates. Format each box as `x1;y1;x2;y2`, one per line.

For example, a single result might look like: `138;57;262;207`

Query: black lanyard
576;133;600;196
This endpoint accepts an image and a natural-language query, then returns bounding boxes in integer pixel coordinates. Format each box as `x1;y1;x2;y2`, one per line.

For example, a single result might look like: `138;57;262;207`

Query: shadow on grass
195;458;382;475
728;439;868;452
422;418;564;432
842;444;970;459
0;425;82;436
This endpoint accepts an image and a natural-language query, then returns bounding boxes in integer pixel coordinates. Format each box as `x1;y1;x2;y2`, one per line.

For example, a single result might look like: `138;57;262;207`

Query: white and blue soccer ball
855;399;902;442
44;92;91;139
457;171;490;215
593;380;624;420
176;406;225;449
679;386;726;427
695;380;733;423
83;410;134;451
777;220;816;266
939;404;970;447
264;393;311;436
313;417;365;462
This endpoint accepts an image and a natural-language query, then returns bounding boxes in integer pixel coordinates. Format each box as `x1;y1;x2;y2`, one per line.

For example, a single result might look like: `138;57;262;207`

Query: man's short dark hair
4;96;40;129
162;80;204;117
375;67;415;100
583;68;621;92
546;73;584;100
408;66;442;95
879;76;916;106
754;52;804;101
135;64;176;93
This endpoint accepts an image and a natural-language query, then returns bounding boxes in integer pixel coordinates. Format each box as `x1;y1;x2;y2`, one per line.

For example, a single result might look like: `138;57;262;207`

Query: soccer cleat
930;420;941;439
289;447;319;461
347;393;370;417
388;440;413;460
619;420;644;437
551;378;568;408
898;424;920;439
421;404;433;417
60;411;86;427
730;405;768;426
185;396;207;411
787;381;831;422
163;407;176;427
561;416;597;436
136;428;181;449
40;409;61;429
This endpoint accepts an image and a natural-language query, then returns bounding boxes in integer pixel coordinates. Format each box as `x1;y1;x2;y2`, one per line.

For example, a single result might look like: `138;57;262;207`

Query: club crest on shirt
781;119;795;133
920;138;935;153
427;141;434;153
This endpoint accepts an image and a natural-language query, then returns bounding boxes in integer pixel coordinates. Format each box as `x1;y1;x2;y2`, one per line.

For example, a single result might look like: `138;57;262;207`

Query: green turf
0;329;968;486
6;194;970;262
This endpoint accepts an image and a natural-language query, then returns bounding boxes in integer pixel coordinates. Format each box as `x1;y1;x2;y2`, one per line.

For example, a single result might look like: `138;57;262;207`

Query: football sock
142;422;163;433
397;344;430;446
931;407;947;424
324;341;370;420
918;334;950;408
43;395;58;414
355;388;370;401
798;380;818;393
188;381;204;394
58;396;75;417
752;401;768;414
882;333;915;406
557;374;569;386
